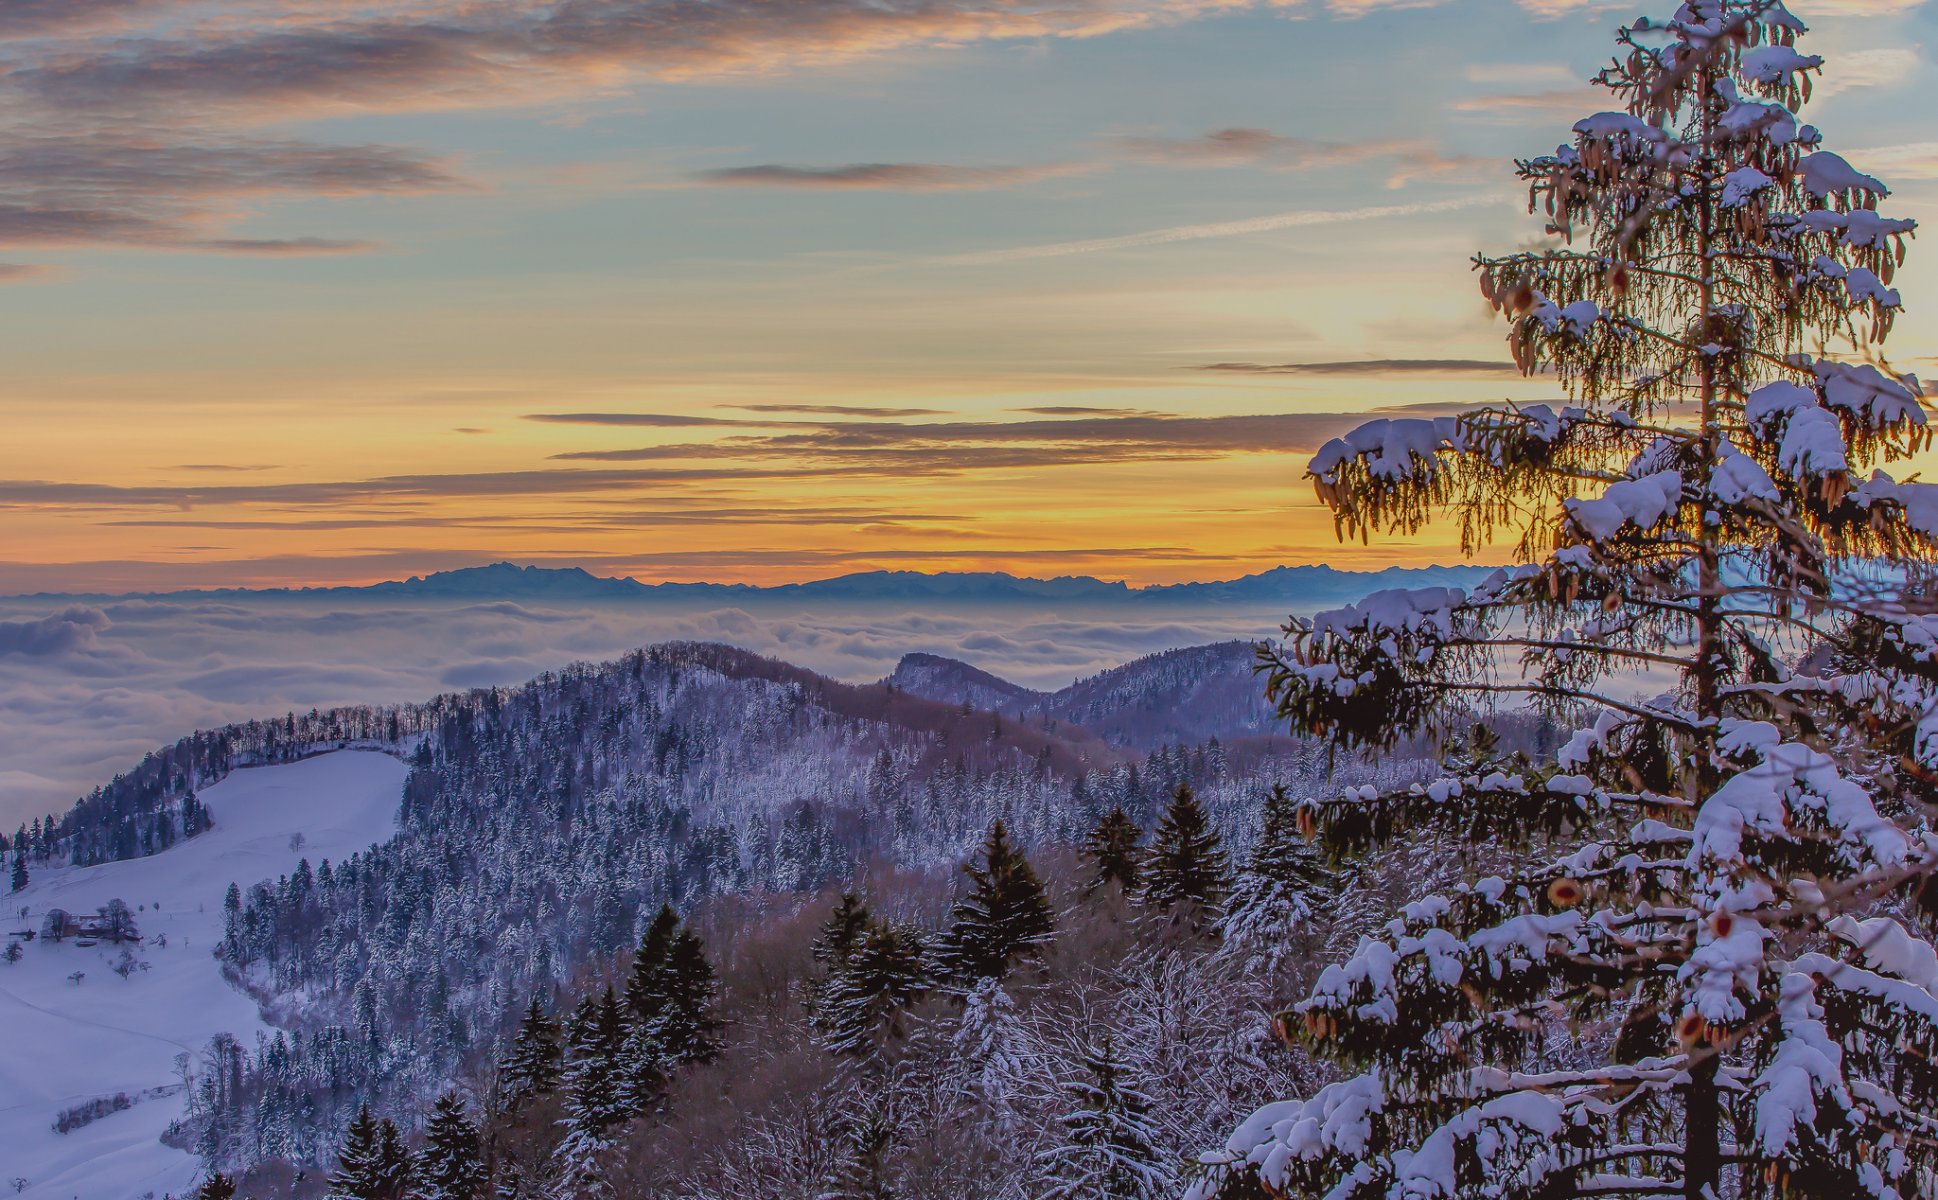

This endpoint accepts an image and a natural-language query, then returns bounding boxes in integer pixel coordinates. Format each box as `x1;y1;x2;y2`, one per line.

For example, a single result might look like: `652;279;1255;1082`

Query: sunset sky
3;0;1935;593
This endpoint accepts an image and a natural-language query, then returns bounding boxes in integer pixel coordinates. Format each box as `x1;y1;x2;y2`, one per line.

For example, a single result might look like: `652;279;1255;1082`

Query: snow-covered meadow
1;752;406;1200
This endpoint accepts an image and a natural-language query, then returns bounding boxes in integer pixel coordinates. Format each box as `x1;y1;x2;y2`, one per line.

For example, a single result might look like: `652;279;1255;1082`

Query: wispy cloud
1198;358;1517;375
0;136;467;254
1813;47;1922;98
1113;126;1485;187
926;193;1511;265
695;161;1088;190
730;404;949;418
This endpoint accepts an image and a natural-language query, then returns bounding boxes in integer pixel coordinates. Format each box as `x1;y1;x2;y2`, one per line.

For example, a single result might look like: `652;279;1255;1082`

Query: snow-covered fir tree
655;924;724;1066
815;906;932;1058
1083;806;1145;893
938;819;1055;982
819;1102;897;1200
1199;5;1938;1198
195;1173;237;1200
550;989;629;1200
1139;784;1232;919
1218;784;1336;976
498;997;563;1111
953;976;1032;1131
1036;1032;1170;1200
329;1104;412;1200
414;1092;487;1200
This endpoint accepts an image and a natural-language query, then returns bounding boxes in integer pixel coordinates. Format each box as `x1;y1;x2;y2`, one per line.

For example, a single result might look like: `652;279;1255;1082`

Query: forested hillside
130;640;1425;1191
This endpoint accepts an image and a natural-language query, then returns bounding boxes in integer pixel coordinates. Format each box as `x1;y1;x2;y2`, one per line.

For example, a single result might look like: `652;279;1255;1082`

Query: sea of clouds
0;595;1290;828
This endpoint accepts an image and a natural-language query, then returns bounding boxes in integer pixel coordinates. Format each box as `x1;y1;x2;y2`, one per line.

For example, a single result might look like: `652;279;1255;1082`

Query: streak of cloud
925;193;1513;264
1198;358;1517;375
695;161;1087;190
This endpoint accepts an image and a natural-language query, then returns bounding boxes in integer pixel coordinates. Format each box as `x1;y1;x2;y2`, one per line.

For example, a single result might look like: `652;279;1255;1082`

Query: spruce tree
8;851;25;894
952;976;1029;1131
621;904;678;1025
415;1092;487;1200
656;928;723;1065
617;905;721;1072
1200;6;1938;1198
195;1173;238;1200
1037;1033;1169;1200
819;1105;896;1200
373;1118;412;1200
498;996;562;1109
816;919;931;1057
1139;784;1231;918
937;819;1054;983
328;1104;385;1200
1218;784;1336;974
1082;806;1144;894
551;989;628;1200
813;891;871;970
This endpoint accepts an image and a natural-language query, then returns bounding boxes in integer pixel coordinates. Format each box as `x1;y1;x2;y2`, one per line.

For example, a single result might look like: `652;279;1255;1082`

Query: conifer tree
415;1092;487;1200
329;1106;411;1200
1200;6;1938;1198
937;820;1054;983
813;891;871;971
1082;806;1144;894
819;1104;896;1200
373;1118;413;1200
498;996;563;1109
195;1173;238;1200
816;918;931;1058
1036;1033;1169;1200
1218;785;1336;974
1139;784;1231;918
621;904;678;1025
551;988;628;1200
656;928;723;1065
952;976;1030;1131
8;850;25;894
616;905;721;1073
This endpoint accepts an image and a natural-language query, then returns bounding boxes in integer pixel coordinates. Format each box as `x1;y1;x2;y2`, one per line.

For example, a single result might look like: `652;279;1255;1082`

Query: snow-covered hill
886;641;1278;749
1;751;406;1200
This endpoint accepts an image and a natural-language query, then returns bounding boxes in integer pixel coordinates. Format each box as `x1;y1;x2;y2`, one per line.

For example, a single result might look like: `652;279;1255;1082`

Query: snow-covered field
1;751;407;1200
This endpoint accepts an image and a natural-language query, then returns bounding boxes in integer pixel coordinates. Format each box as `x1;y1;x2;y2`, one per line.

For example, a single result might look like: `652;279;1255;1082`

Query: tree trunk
1685;1051;1721;1199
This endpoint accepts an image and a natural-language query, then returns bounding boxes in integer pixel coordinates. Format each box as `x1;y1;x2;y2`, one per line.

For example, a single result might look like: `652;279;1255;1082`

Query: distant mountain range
36;560;1497;608
889;640;1280;749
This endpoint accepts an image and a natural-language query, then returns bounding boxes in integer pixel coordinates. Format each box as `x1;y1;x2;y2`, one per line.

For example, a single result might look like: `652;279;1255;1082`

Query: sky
0;0;1935;594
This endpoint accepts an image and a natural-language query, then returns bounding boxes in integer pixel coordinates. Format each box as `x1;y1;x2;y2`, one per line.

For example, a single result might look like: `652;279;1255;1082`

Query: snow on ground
0;751;407;1200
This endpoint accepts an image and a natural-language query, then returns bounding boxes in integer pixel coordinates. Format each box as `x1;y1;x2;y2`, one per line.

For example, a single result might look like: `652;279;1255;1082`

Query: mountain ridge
10;560;1500;605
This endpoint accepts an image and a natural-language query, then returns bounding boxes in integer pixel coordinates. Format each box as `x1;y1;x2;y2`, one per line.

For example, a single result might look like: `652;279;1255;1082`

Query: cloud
0;136;468;251
545;410;1467;472
1851;142;1938;180
0;262;53;282
729;404;948;417
1011;406;1169;416
1198;358;1517;375
4;2;1282;123
1116;127;1485;186
1810;47;1922;99
925;193;1512;264
694;161;1086;190
0;0;175;40
0;606;110;656
193;237;378;255
526;412;765;428
1451;86;1600;121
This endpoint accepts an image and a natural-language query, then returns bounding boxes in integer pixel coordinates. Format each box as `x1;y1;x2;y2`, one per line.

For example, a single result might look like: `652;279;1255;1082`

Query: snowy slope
0;751;407;1200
